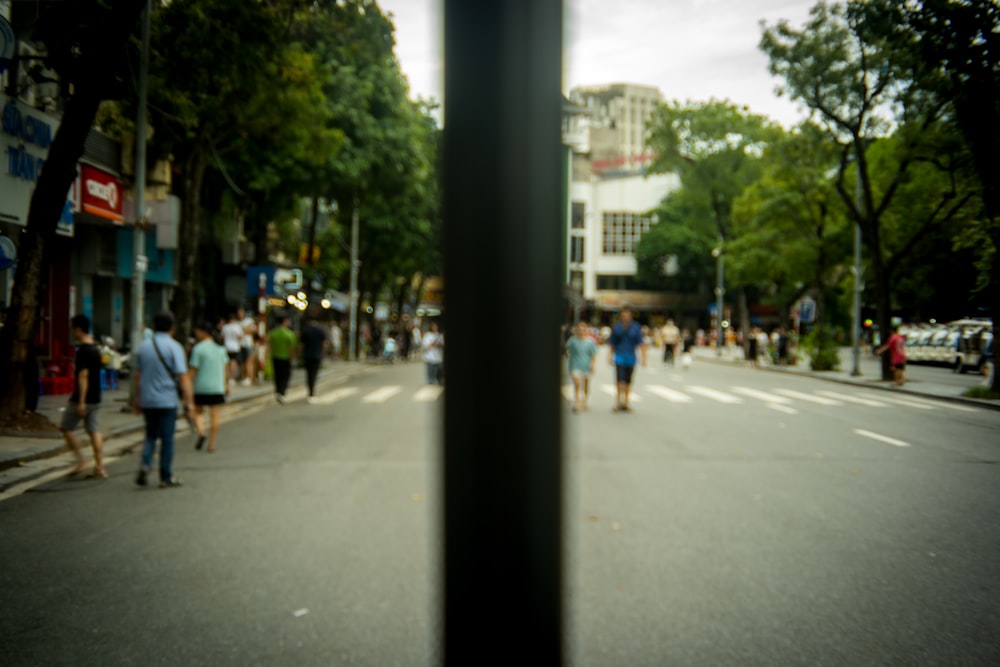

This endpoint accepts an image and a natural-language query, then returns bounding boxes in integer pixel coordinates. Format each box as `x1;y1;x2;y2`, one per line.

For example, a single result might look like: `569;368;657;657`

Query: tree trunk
172;144;208;345
0;1;144;424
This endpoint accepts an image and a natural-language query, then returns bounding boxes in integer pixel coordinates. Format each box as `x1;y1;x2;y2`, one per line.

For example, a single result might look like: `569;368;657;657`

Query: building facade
564;83;681;321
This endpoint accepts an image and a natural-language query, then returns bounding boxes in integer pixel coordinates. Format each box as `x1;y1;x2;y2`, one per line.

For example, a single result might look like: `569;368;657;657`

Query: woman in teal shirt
189;322;230;452
566;321;598;413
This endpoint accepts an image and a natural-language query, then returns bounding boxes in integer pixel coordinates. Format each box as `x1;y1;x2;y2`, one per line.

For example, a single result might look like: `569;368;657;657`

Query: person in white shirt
238;307;257;385
221;312;244;383
421;321;444;384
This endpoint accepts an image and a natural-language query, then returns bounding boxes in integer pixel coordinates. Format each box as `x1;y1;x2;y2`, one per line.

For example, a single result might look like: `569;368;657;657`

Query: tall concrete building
564;83;681;320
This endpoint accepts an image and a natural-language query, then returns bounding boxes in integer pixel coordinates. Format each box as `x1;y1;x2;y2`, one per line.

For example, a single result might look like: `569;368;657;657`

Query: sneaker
276;394;286;404
159;478;182;489
307;396;317;405
241;379;252;386
136;469;148;487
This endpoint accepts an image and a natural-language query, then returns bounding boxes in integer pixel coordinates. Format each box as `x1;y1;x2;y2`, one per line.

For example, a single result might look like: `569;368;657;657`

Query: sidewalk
689;344;999;410
0;360;371;495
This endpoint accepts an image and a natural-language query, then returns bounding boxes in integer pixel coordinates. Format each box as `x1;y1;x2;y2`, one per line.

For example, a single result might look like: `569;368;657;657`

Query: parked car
948;319;993;374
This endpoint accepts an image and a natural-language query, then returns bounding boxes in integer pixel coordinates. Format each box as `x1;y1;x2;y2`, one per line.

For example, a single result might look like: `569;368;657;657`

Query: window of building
571;201;585;229
601;211;653;255
570;236;585;264
570;271;584;293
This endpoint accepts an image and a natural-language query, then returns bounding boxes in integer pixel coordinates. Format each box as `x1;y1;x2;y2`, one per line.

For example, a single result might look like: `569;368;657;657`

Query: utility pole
348;196;359;361
129;0;150;390
851;151;864;376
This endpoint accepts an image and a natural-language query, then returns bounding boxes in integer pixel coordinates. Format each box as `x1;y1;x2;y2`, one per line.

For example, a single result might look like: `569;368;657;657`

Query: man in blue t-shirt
608;306;647;412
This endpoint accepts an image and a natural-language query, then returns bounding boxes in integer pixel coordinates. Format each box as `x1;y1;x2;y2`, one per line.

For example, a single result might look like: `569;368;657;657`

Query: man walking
608;306;646;412
131;311;193;488
299;315;329;403
661;318;680;366
268;315;298;403
61;314;107;479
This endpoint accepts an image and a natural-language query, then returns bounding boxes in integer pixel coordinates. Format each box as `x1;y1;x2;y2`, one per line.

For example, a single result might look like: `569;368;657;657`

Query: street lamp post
129;0;151;399
712;245;724;357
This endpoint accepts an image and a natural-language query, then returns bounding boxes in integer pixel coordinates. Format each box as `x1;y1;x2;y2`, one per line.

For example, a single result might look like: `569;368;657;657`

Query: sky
378;0;820;128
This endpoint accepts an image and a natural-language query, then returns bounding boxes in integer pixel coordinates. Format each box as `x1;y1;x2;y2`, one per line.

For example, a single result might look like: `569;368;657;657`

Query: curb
0;364;373;494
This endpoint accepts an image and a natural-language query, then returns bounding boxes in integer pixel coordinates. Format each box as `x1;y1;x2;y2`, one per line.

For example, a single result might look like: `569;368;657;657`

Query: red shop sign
78;164;123;223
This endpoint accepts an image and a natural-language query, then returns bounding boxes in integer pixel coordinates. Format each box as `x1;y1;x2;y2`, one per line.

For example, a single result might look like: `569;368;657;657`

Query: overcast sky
378;0;820;128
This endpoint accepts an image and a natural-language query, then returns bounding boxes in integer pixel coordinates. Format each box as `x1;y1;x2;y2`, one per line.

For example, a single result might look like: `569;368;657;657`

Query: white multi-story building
564;83;681;317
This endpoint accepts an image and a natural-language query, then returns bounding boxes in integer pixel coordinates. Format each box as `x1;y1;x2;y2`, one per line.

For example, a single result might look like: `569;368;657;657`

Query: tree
0;0;146;425
634;189;715;295
730;122;850;327
644;99;781;341
760;0;979;379
862;0;1000;390
144;0;296;342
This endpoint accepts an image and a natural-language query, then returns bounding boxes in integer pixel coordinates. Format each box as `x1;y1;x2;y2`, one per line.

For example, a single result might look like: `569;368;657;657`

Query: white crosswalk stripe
686;385;742;404
362;385;403;403
314;387;359;405
857;392;977;413
562;385;575;401
646;385;693;403
814;390;887;407
857;393;934;410
413;385;444;402
772;388;843;406
731;386;792;404
600;385;642;401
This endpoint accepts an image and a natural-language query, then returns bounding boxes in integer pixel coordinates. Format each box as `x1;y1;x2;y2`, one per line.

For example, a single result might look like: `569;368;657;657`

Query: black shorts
194;393;226;406
227;351;239;362
891;363;906;371
615;364;635;384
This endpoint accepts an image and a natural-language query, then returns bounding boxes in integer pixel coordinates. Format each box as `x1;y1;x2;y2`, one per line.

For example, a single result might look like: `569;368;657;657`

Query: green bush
963;387;1000;400
801;326;840;371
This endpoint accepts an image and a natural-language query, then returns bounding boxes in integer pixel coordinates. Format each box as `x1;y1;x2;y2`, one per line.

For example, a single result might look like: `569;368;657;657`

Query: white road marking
362;385;403;403
767;403;799;415
773;388;843;406
861;392;977;413
646;384;693;403
731;386;793;404
600;385;642;401
413;385;444;402
857;393;935;410
686;385;742;404
854;429;911;448
561;384;575;401
313;386;359;405
815;390;887;407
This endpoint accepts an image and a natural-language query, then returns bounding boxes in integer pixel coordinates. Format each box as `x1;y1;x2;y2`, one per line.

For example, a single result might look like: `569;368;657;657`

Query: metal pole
347;197;359;361
130;0;150;381
714;246;724;357
443;0;563;662
851;153;863;376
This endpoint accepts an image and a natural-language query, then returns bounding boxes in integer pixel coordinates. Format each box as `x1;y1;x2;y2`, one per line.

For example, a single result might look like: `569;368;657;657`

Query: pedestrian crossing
299;381;974;416
560;382;977;414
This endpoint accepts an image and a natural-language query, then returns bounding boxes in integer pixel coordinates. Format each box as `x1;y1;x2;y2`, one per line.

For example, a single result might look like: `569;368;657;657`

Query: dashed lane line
767;403;799;415
854;428;911;448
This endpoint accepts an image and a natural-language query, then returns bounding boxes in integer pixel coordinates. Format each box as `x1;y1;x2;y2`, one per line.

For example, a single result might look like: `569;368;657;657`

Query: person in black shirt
60;314;107;479
299;316;329;403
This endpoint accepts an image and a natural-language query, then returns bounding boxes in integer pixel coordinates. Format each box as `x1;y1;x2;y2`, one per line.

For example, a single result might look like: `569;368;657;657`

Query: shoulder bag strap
151;335;180;388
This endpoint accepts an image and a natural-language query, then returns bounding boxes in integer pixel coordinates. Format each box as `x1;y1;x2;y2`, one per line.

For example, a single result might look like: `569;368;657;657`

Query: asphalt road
1;360;997;666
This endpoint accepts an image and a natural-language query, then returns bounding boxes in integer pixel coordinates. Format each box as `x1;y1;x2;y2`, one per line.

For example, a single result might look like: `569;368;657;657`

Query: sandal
90;468;109;480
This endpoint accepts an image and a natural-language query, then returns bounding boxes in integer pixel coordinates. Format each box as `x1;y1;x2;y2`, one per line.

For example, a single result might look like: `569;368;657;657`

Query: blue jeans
425;362;443;385
141;408;178;481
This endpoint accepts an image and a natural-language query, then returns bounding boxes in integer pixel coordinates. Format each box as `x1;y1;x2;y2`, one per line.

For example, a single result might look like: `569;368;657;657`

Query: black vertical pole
442;1;564;665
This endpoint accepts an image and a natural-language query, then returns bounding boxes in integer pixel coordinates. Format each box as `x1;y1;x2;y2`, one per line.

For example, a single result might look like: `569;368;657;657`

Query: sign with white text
77;164;123;223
